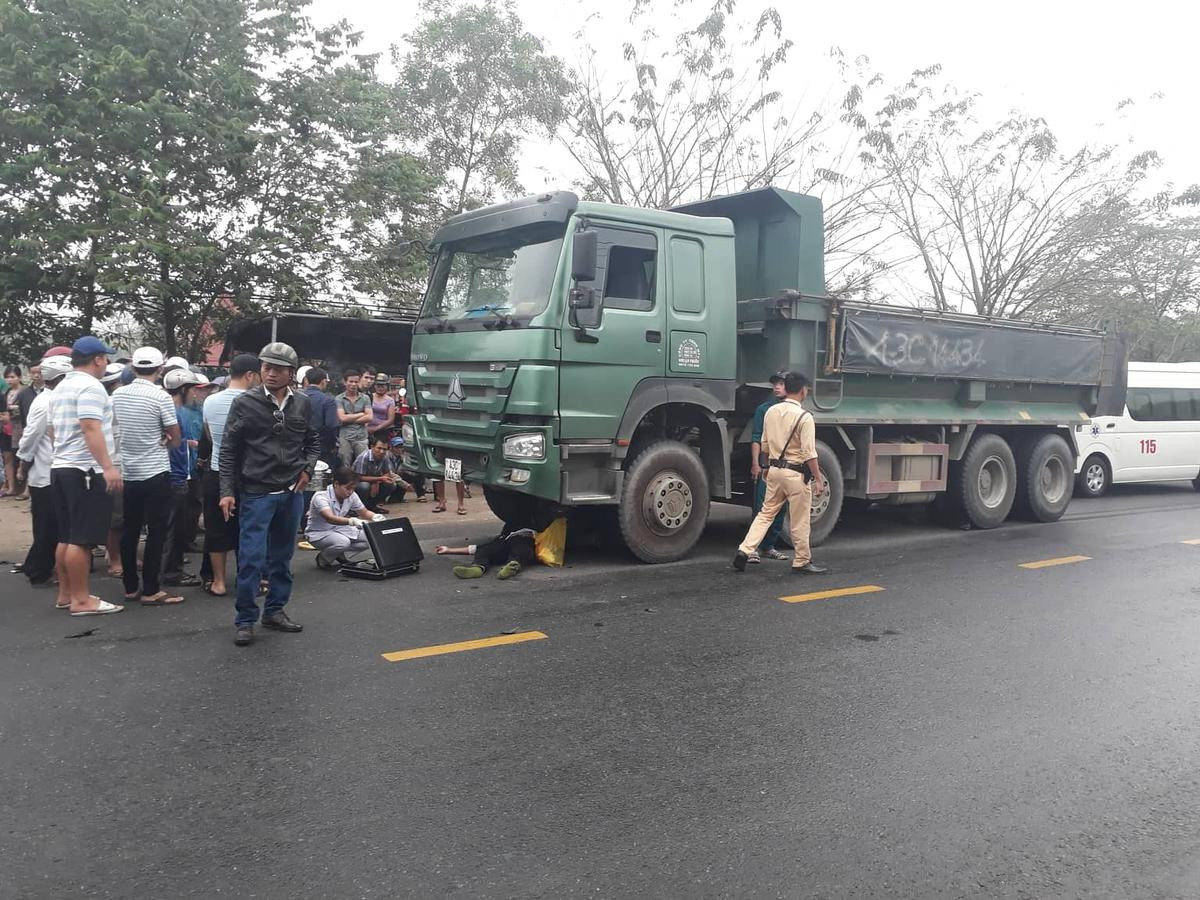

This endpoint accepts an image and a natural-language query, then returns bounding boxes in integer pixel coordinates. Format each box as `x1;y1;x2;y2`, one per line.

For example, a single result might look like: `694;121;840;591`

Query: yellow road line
1019;555;1091;570
1182;539;1200;546
381;630;547;662
780;584;885;604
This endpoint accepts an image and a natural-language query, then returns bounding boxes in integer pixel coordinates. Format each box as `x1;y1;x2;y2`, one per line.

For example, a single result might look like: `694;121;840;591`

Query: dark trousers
163;478;202;577
473;534;535;571
357;481;399;509
235;491;303;627
121;473;171;597
23;484;58;584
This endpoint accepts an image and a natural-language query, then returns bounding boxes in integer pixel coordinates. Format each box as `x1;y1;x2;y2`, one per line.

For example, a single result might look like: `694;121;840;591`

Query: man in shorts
49;336;125;616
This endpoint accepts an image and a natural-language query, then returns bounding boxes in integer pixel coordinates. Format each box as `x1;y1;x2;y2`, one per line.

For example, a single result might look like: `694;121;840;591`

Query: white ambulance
1074;361;1200;497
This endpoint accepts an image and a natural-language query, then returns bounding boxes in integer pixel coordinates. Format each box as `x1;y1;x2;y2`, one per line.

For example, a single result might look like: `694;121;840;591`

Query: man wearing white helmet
219;342;318;646
161;368;216;587
111;347;183;605
15;355;73;590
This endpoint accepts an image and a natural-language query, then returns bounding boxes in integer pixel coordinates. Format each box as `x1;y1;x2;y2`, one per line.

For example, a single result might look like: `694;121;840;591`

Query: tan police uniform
737;397;817;568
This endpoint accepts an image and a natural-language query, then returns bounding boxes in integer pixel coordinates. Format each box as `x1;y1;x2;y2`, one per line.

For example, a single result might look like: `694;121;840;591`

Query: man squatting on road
733;370;829;575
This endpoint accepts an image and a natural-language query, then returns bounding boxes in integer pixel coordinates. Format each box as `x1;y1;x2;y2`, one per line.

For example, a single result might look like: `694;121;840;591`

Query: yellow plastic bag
533;517;567;567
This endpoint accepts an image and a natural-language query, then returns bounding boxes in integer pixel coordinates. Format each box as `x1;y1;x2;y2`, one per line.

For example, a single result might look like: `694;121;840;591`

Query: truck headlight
502;432;545;460
401;421;415;446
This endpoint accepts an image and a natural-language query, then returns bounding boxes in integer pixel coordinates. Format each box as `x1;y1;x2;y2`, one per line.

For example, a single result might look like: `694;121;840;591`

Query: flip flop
124;592;139;601
431;505;446;513
70;600;124;616
107;569;124;578
55;602;70;610
140;592;185;606
457;508;467;515
202;582;227;597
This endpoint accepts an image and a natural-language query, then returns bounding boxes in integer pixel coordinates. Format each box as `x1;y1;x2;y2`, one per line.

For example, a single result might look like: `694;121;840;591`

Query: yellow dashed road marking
780;585;885;604
382;630;547;662
1019;555;1091;570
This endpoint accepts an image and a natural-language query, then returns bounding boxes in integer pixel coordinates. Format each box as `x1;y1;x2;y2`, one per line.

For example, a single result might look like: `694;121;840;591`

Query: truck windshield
420;227;565;327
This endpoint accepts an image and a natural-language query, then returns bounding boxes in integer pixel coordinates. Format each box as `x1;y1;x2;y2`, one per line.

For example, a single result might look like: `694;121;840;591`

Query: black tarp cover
839;308;1103;384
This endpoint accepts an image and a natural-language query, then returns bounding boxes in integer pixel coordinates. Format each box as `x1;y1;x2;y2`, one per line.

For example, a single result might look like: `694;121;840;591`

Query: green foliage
0;0;428;358
396;0;568;216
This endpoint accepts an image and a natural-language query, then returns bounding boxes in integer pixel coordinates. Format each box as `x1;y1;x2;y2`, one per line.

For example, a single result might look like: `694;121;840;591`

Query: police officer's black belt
767;460;808;471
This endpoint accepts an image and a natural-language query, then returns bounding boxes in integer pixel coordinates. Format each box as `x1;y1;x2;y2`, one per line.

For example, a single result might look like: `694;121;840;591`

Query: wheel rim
1038;454;1069;504
642;470;693;535
1085;462;1105;494
810;477;830;520
977;455;1008;509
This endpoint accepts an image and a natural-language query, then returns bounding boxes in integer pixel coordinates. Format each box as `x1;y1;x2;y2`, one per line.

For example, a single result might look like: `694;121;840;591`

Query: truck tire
482;485;537;528
1013;433;1074;522
774;440;844;549
1074;453;1110;499
951;433;1016;529
618;440;710;563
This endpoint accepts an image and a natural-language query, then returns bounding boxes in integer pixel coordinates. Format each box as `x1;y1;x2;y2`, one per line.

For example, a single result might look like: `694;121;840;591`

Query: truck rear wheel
482;485;537;528
1012;433;1074;521
774;440;844;549
618;440;710;563
951;433;1017;529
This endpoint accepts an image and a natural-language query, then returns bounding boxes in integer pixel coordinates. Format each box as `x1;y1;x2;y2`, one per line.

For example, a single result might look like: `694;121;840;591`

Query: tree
395;0;569;216
0;0;429;358
842;65;1155;317
563;0;820;210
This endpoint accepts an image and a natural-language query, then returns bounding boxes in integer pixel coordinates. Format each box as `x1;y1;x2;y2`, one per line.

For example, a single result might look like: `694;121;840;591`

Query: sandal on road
431;504;446;513
202;582;227;597
140;592;185;607
456;507;467;515
70;600;124;616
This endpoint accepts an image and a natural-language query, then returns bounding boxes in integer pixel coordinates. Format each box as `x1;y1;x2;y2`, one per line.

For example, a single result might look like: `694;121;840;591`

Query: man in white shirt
49;336;124;616
199;353;260;596
306;467;375;568
111;347;182;605
15;355;72;590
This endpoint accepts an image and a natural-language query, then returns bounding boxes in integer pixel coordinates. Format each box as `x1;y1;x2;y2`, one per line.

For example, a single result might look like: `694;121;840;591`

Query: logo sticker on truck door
670;332;706;373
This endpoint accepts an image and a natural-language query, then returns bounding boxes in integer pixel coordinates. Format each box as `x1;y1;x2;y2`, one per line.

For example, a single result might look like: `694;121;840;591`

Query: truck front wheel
618;440;710;563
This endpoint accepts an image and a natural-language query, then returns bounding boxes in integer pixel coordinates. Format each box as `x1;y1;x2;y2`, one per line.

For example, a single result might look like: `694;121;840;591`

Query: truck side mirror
571;230;598;283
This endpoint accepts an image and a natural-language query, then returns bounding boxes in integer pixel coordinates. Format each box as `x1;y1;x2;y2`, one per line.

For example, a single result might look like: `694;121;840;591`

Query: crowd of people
5;337;456;646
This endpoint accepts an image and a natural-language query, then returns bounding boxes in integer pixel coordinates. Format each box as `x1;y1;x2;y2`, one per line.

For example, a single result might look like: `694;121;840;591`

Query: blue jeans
235;491;303;627
753;475;788;552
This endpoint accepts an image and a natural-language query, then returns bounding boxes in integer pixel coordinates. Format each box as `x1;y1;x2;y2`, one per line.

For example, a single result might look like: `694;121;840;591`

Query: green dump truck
402;188;1126;562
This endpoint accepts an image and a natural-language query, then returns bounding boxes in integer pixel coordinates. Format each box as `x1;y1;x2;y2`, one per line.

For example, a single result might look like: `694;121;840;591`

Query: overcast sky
310;0;1198;193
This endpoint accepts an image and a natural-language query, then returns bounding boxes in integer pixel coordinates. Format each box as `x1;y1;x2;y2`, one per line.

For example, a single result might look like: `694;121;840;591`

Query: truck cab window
604;245;656;310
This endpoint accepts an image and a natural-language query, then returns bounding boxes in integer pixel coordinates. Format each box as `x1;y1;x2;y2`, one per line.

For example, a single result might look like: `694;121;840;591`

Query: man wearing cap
746;372;791;563
111;347;183;605
219;342;318;646
201;353;260;596
49;337;125;615
16;355;73;588
733;371;828;575
161;369;215;586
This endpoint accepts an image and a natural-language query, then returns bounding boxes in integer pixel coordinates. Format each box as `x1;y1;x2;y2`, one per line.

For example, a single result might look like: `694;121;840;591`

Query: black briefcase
338;516;423;580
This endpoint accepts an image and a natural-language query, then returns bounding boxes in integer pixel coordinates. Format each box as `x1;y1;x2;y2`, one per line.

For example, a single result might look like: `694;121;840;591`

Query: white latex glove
372;513;387;522
347;517;365;528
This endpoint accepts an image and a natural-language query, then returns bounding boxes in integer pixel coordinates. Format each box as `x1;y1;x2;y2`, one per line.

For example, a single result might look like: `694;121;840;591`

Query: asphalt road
2;483;1199;899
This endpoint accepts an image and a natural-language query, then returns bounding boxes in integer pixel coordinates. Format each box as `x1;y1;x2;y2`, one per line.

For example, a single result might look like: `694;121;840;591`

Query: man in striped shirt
111;346;182;605
49;336;124;616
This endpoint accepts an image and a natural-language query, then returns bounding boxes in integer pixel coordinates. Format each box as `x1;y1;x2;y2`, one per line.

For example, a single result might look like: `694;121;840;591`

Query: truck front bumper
406;416;560;502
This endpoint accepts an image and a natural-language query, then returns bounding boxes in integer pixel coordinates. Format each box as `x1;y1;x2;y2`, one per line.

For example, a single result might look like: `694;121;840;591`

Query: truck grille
413;361;517;440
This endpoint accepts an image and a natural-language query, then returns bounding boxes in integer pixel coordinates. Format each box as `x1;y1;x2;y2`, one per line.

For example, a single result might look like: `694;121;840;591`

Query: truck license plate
443;457;462;482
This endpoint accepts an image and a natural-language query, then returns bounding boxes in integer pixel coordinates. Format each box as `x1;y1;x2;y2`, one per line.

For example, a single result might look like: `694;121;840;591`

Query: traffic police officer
733;371;828;575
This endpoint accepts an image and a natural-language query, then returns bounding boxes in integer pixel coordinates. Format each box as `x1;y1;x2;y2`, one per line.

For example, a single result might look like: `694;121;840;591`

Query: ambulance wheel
1074;453;1110;499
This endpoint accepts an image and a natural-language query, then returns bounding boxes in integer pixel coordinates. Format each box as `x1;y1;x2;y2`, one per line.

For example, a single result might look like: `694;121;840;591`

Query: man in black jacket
219;342;319;646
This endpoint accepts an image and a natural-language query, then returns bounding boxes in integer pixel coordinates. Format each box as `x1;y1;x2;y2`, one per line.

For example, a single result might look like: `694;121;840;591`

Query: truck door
559;224;666;440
